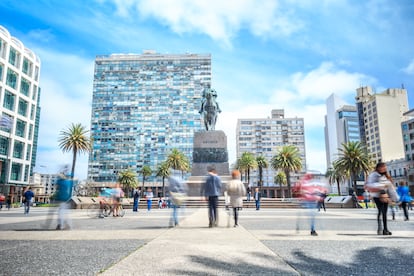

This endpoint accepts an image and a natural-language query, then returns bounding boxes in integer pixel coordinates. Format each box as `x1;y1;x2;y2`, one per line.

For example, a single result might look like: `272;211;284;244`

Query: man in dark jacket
200;166;222;227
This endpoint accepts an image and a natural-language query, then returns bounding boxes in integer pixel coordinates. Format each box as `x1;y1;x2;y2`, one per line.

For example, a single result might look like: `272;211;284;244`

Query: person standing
365;162;398;235
145;188;154;211
363;190;370;209
23;187;34;215
225;170;246;227
254;188;261;210
317;190;327;212
112;183;124;217
6;195;12;210
397;180;411;221
200;166;222;228
132;188;140;212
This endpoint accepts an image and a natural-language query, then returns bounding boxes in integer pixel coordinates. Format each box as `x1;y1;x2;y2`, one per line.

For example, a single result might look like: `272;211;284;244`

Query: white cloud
403;59;414;75
109;0;302;46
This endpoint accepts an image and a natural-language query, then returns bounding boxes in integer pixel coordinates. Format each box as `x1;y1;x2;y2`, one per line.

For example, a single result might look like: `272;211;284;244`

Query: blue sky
1;0;414;180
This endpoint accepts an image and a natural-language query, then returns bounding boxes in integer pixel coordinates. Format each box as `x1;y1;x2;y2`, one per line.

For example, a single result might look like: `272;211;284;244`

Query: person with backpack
200;165;222;228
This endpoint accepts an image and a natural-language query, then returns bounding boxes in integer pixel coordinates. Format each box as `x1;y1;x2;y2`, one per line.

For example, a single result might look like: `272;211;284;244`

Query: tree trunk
71;149;77;179
336;179;341;196
285;170;291;198
162;177;165;197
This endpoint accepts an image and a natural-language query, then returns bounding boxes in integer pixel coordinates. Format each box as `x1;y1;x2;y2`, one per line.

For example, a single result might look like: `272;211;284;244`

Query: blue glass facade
88;52;211;182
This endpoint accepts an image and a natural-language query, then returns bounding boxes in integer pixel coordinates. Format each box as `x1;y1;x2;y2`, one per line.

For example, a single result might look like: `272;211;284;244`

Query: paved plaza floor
0;205;413;275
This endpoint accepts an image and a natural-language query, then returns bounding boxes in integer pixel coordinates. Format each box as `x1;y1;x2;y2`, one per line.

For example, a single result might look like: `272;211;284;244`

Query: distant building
401;108;414;190
355;86;409;164
324;94;360;168
236;109;306;197
0;26;41;201
88;51;210;186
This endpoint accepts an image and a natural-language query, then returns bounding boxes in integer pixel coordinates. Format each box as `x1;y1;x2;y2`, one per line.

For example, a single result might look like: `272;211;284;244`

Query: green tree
274;171;287;198
271;145;302;198
166;148;190;176
334;141;372;194
256;156;268;187
238;152;257;186
118;169;138;196
156;161;170;197
58;123;92;179
326;161;347;196
140;165;152;190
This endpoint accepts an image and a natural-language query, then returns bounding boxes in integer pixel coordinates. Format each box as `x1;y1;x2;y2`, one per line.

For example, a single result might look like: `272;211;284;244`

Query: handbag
170;191;186;206
379;190;391;204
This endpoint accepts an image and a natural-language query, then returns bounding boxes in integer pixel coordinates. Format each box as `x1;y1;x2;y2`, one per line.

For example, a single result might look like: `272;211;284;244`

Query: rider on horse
199;87;221;131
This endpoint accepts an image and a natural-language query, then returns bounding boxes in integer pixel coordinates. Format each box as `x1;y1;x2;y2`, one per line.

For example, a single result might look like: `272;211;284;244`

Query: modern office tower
236;109;306;195
0;26;41;198
324;93;360;168
401;109;414;186
356;86;409;164
88;51;210;183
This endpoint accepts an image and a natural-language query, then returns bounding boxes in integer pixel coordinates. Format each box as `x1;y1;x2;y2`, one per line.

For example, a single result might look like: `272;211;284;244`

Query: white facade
0;25;41;196
236;109;306;187
356;86;408;163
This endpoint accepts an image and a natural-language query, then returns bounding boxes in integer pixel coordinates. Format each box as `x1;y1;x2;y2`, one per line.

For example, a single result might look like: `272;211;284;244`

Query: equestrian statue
199;87;221;131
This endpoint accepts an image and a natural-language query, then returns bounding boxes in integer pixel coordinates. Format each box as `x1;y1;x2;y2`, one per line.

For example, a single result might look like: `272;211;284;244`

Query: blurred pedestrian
145;188;154;211
23;187;34;215
363;190;370;209
225;170;246;227
0;193;5;210
247;187;251;202
397;180;411;221
6;195;11;210
317;190;327;212
112;183;124;217
168;174;188;227
365;162;398;235
200;165;222;228
254;188;261;210
55;178;74;230
132;188;140;212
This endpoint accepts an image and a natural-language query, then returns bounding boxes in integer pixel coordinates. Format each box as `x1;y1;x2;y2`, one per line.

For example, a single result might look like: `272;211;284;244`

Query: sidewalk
100;208;299;275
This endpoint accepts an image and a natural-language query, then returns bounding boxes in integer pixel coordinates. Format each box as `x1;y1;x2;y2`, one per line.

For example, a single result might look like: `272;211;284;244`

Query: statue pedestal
187;130;230;196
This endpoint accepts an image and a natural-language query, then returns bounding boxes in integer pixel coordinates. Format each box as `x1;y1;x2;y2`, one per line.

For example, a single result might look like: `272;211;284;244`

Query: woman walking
397;181;411;221
225;170;246;227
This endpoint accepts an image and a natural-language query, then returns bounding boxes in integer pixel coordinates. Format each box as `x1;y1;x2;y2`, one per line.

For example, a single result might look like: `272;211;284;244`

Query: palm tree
140;165;152;190
335;141;372;194
326;161;347;196
234;159;245;181
118;169;138;197
238;152;257;186
156;161;170;197
256;156;268;187
274;171;287;198
58;123;92;179
271;145;302;198
166;148;190;176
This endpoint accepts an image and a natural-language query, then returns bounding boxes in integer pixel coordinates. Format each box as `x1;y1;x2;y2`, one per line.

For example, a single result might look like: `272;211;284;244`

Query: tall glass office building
88;51;211;183
0;26;41;197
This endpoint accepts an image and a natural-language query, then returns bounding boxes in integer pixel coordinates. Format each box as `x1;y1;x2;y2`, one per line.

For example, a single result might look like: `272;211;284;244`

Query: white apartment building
356;86;409;164
236;109;306;197
0;26;41;200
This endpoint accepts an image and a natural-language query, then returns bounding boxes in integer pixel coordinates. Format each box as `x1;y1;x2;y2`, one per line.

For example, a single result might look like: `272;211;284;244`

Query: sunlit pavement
1;206;413;275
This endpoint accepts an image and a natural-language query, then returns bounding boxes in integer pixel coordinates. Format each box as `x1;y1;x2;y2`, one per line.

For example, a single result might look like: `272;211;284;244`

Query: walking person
254;188;261;210
317;190;327;212
145;188;154;211
0;193;5;210
6;195;12;210
363;190;370;209
365;162;399;235
168;174;188;227
225;170;246;227
397;180;411;221
23;187;34;215
112;183;124;217
132;188;140;212
200;165;222;228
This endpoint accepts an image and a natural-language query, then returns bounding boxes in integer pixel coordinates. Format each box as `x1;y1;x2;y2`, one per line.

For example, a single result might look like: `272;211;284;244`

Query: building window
0;136;9;155
0;63;3;82
15;119;26;138
22;58;33;77
20;78;30;96
0;39;6;59
8;47;21;68
6;69;18;89
10;163;22;181
3;90;15;111
26;144;31;160
18;99;28;116
13;140;24;159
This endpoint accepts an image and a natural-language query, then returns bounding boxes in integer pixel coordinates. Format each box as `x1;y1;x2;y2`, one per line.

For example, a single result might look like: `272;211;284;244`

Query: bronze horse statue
199;88;221;131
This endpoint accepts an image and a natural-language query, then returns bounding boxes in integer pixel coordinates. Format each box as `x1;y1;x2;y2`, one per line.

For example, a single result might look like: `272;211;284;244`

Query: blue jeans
133;198;139;211
302;201;317;231
147;200;152;211
255;200;260;210
24;201;30;214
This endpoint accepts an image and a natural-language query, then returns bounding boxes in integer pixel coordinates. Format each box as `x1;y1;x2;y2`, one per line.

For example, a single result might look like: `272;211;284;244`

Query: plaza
0;206;413;275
